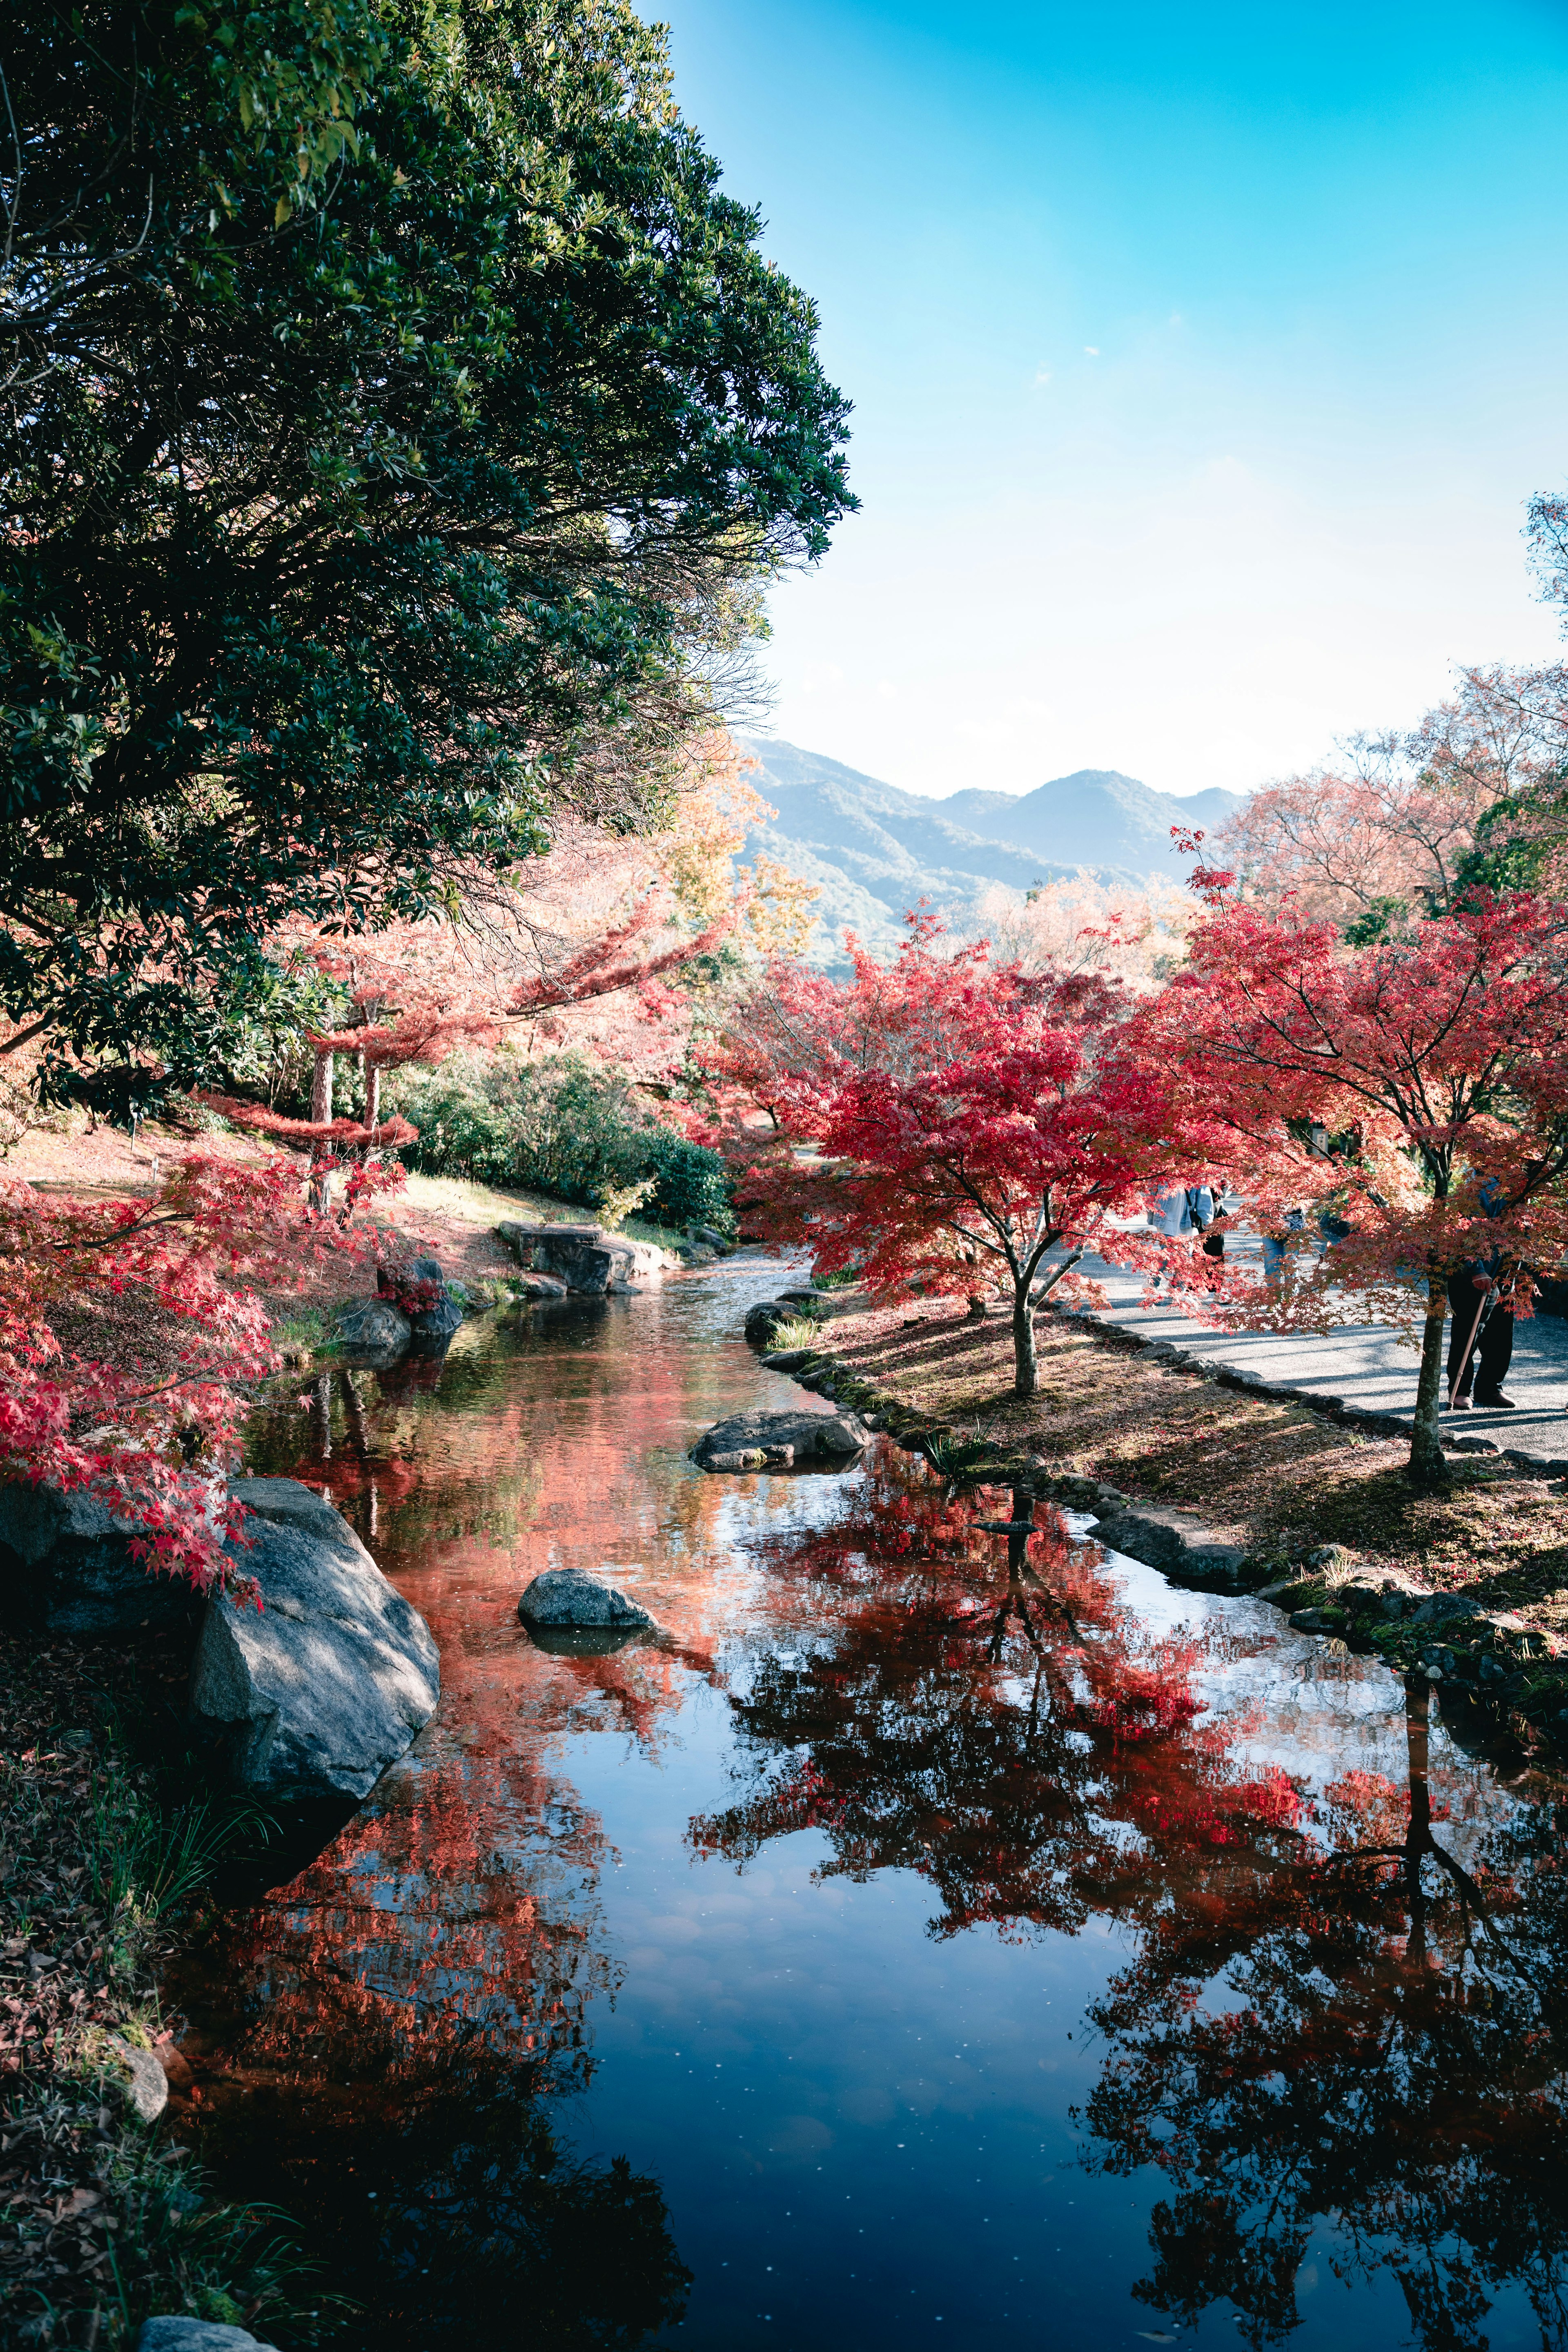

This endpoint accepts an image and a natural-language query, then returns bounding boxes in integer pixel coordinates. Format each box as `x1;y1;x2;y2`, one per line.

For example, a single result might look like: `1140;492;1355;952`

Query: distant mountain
735;736;1245;964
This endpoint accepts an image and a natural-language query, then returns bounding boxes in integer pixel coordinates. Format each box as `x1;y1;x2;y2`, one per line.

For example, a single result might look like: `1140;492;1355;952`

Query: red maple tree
0;1153;398;1592
707;915;1182;1396
1145;840;1568;1482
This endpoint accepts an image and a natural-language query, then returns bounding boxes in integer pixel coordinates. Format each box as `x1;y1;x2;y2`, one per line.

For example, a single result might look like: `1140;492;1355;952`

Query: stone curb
1041;1301;1568;1478
752;1323;1568;1755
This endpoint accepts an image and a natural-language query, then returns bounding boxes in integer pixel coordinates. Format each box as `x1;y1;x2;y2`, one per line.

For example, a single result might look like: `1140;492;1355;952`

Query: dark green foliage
1446;790;1568;902
394;1052;735;1233
1340;895;1409;947
0;0;853;1103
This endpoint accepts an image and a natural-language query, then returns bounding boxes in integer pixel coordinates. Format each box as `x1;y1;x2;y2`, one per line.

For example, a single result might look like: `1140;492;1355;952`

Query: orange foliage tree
1217;662;1568;932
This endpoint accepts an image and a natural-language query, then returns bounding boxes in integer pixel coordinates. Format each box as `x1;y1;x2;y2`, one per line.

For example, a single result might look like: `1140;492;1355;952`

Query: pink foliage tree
0;1154;400;1592
1142;840;1568;1483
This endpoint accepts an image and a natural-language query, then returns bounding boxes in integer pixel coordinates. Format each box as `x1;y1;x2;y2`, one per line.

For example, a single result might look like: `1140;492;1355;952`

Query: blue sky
657;0;1568;798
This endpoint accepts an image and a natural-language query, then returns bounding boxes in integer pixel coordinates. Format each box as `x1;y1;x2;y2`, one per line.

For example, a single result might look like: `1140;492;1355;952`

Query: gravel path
1066;1233;1568;1471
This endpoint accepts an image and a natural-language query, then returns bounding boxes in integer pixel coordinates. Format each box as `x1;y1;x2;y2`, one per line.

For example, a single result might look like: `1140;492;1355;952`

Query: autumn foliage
1215;660;1568;928
1144;847;1568;1478
706;914;1183;1395
0;1154;397;1592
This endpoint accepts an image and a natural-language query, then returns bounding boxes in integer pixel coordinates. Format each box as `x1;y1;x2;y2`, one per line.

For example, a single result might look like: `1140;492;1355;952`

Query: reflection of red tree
1082;1677;1568;2351
177;1733;690;2348
205;1741;614;2106
690;1462;1303;1944
241;1316;792;1739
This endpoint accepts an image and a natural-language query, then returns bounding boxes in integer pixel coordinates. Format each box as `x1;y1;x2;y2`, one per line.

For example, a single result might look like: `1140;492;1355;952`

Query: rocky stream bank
734;1281;1568;1759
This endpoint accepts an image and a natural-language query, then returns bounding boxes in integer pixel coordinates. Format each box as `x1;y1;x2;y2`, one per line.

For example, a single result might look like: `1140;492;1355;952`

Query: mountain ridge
734;735;1245;964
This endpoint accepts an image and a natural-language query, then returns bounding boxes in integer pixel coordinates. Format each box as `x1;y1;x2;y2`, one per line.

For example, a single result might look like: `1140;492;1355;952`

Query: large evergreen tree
0;0;853;1109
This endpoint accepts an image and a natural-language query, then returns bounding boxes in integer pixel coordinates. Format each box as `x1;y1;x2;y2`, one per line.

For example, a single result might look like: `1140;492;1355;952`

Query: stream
171;1256;1568;2352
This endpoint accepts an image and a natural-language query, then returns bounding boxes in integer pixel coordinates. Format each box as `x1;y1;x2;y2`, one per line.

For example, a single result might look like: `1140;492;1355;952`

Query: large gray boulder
335;1294;412;1361
0;1479;198;1634
496;1221;669;1294
189;1478;439;1800
690;1408;871;1472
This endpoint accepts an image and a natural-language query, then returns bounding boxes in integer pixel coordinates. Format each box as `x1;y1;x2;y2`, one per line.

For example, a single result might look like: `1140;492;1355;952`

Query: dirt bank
762;1290;1568;1754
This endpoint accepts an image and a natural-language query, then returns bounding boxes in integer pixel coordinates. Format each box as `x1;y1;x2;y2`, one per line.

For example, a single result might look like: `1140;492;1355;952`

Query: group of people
1145;1178;1522;1412
1150;1178;1230;1258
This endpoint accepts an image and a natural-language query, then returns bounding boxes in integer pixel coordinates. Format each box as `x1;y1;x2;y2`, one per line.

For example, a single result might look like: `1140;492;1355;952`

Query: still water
174;1257;1568;2352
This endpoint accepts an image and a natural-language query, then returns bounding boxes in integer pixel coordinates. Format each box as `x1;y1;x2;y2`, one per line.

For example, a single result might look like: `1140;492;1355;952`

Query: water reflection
698;1459;1568;2348
1087;1675;1568;2350
174;1271;1568;2352
692;1470;1304;1943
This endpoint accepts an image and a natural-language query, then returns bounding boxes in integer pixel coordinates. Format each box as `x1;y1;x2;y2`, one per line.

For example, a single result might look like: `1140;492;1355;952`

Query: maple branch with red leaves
0;1153;395;1596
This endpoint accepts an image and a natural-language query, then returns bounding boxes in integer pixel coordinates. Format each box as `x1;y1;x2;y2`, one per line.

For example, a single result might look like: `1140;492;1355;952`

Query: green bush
390;1054;735;1236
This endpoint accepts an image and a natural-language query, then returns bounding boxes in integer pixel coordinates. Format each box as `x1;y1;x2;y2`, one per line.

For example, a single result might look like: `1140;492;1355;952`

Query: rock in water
496;1220;668;1294
517;1568;658;1651
0;1481;197;1634
408;1292;464;1341
336;1295;412;1360
514;1271;570;1299
401;1254;465;1341
518;1568;654;1630
690;1408;870;1471
188;1478;439;1800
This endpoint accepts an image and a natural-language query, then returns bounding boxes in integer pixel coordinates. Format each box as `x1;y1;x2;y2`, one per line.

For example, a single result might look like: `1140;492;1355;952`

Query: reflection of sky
1081;1533;1526;1870
209;1254;1564;2352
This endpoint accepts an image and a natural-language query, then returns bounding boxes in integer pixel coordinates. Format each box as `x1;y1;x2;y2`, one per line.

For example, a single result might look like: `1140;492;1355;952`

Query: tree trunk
307;1049;336;1216
1403;1673;1432;1965
1407;1270;1451;1489
310;1048;334;1126
365;1060;381;1134
1012;1281;1038;1399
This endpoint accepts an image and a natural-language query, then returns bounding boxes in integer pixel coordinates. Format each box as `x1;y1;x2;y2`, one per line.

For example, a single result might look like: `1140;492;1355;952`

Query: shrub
390;1054;735;1236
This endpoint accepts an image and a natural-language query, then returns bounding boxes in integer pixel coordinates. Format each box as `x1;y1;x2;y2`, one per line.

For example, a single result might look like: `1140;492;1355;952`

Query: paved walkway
1062;1235;1568;1474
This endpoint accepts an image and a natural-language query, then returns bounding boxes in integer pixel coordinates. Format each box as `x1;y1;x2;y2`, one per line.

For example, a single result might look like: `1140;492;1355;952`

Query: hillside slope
735;736;1243;962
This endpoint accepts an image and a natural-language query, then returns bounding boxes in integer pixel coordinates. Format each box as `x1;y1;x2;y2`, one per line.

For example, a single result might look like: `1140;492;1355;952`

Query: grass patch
0;1633;345;2347
767;1315;829;1352
267;1301;335;1367
398;1169;687;1256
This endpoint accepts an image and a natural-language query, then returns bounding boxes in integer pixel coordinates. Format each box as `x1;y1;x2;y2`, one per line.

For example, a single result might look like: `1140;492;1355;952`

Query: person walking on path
1151;1184;1194;1239
1446;1247;1521;1410
1262;1206;1306;1284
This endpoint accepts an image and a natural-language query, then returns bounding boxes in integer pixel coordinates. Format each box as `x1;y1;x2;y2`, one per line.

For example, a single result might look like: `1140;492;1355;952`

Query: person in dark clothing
1446;1252;1516;1409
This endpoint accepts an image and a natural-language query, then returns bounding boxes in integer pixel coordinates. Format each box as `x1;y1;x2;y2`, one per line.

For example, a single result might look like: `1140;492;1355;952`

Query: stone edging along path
752;1315;1568;1763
